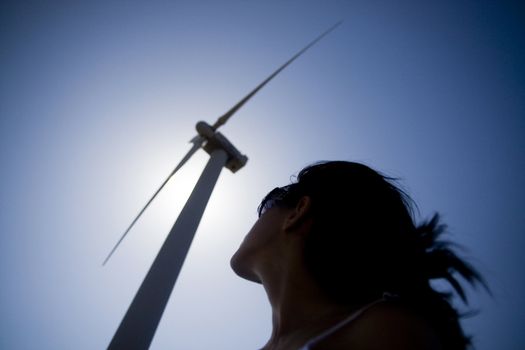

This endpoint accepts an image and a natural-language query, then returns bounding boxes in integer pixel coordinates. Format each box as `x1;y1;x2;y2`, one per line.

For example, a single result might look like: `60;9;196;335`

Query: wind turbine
105;22;341;349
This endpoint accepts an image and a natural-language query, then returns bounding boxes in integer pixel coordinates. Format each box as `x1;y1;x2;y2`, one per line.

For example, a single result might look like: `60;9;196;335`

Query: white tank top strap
298;294;395;350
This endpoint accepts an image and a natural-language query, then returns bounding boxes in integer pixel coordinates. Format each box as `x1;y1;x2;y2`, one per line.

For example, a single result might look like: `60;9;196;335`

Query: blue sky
1;0;524;349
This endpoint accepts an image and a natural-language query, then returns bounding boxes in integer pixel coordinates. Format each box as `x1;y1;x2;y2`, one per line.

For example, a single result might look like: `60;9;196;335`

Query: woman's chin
230;253;262;284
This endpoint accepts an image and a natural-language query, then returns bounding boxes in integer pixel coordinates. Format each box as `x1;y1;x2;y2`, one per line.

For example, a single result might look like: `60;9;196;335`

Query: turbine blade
102;138;204;266
211;21;342;130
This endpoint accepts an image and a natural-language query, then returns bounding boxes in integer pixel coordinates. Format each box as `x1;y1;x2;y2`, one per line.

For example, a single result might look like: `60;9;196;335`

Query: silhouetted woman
231;161;487;350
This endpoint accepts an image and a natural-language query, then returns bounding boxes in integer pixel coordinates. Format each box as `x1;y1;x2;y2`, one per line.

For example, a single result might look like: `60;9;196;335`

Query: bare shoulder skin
310;302;444;350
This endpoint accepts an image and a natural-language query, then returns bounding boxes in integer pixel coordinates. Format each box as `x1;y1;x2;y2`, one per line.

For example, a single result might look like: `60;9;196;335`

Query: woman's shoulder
312;301;445;350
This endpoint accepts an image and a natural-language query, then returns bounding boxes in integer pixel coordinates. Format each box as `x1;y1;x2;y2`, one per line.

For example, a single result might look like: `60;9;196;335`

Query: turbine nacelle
196;121;248;173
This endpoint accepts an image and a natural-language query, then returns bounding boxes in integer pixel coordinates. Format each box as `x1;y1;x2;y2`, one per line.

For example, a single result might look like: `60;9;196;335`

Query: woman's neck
258;256;359;350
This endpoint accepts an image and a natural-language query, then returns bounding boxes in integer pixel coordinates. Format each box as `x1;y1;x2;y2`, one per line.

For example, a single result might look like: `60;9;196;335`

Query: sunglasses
258;185;300;217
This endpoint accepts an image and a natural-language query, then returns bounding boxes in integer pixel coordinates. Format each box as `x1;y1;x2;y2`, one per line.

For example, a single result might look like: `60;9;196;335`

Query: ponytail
416;213;489;303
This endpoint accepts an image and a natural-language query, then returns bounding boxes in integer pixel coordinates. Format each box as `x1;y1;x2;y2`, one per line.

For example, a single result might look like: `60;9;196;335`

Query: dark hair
258;161;488;349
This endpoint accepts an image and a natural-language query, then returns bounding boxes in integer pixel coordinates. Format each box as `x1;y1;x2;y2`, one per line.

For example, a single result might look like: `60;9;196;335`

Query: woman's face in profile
230;207;289;283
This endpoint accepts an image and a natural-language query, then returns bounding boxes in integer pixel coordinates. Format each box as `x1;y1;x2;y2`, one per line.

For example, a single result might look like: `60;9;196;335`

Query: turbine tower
104;22;341;349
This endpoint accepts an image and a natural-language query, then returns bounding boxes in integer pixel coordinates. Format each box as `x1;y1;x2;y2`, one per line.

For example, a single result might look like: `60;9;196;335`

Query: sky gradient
1;1;524;349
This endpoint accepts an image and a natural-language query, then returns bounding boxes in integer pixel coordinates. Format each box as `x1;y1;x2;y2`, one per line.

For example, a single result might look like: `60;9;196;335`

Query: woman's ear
283;196;312;233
